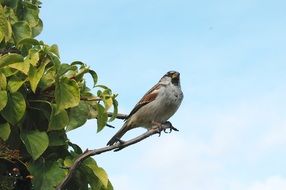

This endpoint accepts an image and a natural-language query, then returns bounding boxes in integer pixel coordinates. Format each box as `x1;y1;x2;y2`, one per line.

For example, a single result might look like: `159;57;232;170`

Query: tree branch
56;121;178;190
107;112;128;120
0;48;21;55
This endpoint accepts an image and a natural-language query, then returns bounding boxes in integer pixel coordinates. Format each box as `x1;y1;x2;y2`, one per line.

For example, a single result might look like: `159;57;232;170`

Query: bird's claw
163;121;179;133
151;121;179;137
154;126;162;137
163;128;171;133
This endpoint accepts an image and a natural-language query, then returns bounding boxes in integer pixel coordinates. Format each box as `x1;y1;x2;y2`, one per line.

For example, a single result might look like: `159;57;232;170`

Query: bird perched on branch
107;71;183;146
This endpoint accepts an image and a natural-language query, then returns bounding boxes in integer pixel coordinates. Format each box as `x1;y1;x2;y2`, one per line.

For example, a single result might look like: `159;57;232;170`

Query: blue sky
39;1;286;189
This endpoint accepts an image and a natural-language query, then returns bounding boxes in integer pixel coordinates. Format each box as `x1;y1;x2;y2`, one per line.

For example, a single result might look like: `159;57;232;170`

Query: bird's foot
151;121;164;137
151;121;179;136
162;121;179;133
155;126;162;137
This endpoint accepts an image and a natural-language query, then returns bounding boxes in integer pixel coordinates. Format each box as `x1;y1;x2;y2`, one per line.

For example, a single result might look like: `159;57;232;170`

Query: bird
107;71;183;146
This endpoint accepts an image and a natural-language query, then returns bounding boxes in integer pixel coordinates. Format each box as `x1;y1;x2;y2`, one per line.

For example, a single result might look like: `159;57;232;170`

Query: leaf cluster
0;1;116;189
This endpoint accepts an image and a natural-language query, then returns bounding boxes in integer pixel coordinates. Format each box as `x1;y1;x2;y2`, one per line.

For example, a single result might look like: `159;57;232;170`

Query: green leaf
73;67;89;82
88;70;98;87
0;67;18;77
82;166;102;190
38;66;56;90
109;98;118;122
0;72;6;89
28;159;65;190
86;101;98;119
1;92;26;125
48;44;59;57
0;53;24;68
55;77;80;110
101;90;113;111
48;104;69;131
57;63;77;77
7;76;26;93
105;181;114;190
71;61;85;67
28;60;48;93
48;130;68;146
63;157;74;168
18;38;40;46
32;18;43;37
12;21;32;44
5;0;20;9
67;101;89;131
28;100;52;119
47;52;61;68
0;4;12;42
23;3;39;27
84;158;109;189
93;167;109;189
0;30;3;42
8;61;30;75
96;103;108;133
0;90;7;111
68;142;83;154
20;130;49;160
103;97;112;111
5;6;17;23
0;123;10;141
26;49;40;66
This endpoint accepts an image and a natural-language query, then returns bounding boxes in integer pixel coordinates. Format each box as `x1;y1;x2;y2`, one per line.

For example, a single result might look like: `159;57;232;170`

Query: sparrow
107;71;183;146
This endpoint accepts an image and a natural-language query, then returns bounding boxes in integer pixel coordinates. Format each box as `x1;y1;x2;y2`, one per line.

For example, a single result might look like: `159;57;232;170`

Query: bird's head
160;71;181;86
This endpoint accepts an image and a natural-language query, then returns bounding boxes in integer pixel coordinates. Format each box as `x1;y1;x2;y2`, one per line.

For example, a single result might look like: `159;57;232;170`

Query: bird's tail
106;122;131;146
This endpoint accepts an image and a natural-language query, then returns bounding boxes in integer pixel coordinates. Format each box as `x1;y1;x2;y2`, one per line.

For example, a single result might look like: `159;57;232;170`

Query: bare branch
56;121;178;190
107;112;128;120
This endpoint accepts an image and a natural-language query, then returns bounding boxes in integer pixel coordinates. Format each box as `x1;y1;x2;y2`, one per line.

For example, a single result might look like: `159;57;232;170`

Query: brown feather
125;84;160;120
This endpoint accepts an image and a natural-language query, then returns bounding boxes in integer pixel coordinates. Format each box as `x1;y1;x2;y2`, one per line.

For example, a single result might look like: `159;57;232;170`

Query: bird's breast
150;85;183;122
128;85;183;128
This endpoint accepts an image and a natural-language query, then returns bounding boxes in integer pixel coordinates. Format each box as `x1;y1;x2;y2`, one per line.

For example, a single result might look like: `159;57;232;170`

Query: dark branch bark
56;121;178;190
0;48;21;55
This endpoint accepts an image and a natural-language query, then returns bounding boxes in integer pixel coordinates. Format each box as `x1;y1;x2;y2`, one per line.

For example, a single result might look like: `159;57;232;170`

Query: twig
105;123;115;128
107;112;128;120
0;48;21;55
56;121;178;190
102;113;128;128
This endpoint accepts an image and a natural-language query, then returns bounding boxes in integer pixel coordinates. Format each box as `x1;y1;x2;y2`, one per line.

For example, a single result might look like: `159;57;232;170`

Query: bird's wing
126;83;162;120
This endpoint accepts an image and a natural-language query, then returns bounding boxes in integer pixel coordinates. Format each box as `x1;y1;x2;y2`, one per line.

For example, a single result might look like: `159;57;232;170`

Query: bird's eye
172;72;178;78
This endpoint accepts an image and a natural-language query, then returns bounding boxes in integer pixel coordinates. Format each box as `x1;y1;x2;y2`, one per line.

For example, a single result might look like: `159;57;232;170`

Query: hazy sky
39;1;286;189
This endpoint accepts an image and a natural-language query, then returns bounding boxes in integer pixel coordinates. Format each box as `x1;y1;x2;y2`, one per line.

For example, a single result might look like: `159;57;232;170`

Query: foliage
0;0;117;189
